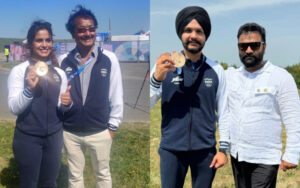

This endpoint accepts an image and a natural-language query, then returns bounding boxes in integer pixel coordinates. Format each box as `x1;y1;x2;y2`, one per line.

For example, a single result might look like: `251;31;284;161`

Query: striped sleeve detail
23;87;33;98
108;124;117;132
219;141;230;150
150;75;162;89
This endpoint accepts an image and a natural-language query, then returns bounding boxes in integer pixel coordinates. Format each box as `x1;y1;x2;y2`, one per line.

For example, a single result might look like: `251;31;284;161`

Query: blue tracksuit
8;61;66;188
160;57;220;151
60;48;112;133
150;54;229;188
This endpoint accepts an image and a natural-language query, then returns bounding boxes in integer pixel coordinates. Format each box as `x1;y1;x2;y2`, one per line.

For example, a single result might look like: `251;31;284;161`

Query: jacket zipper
189;69;195;150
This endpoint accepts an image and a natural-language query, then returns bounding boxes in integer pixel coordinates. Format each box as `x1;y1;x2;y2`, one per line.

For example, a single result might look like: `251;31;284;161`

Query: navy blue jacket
17;66;62;136
160;56;223;151
60;49;111;132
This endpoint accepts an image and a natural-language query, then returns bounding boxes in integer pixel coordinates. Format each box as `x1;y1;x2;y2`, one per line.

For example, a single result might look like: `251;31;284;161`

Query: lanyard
68;57;93;82
177;67;182;75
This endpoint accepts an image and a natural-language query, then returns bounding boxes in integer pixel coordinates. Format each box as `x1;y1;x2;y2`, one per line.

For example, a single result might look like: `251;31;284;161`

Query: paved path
0;62;149;122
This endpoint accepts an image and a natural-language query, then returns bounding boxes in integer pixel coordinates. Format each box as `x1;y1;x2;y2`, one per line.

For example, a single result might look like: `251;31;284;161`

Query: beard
183;39;204;54
240;50;264;68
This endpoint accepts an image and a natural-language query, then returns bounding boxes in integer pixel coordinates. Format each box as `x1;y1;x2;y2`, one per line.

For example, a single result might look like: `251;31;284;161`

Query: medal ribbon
68;57;93;82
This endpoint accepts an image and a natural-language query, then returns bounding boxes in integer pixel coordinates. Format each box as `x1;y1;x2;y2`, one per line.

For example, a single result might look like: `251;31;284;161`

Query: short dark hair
66;5;98;37
237;23;266;42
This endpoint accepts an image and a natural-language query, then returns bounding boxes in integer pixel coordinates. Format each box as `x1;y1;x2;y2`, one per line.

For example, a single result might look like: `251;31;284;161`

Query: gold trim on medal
171;51;185;68
35;61;48;76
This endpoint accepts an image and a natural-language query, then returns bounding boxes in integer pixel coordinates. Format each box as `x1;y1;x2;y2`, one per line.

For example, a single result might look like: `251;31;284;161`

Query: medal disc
172;51;185;67
35;61;48;76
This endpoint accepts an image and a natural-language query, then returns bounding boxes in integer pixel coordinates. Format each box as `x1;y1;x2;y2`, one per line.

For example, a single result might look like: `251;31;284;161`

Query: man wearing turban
150;6;230;188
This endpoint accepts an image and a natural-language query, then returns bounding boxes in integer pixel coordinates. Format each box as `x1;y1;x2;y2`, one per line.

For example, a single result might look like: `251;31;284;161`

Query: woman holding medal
7;20;71;188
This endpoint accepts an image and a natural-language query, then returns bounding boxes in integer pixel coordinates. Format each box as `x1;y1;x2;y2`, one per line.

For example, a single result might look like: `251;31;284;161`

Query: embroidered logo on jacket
171;76;183;85
100;68;108;77
204;77;213;87
53;73;60;82
66;67;73;76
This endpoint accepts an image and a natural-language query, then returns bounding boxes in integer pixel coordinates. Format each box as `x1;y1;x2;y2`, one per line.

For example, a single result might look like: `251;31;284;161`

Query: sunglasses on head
238;42;264;51
76;26;96;34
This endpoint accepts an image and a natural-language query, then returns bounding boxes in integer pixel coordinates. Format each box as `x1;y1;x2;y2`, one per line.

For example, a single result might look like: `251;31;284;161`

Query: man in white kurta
226;22;300;188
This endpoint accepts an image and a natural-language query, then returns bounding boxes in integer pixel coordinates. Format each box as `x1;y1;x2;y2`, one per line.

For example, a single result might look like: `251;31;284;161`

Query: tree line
285;63;300;89
219;62;300;89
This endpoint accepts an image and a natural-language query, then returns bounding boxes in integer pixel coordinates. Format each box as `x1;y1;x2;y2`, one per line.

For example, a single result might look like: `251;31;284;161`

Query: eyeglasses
238;42;264;51
76;26;96;33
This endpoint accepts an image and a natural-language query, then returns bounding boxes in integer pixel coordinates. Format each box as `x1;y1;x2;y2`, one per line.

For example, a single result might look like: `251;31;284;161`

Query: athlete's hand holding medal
26;61;49;90
153;51;185;81
25;60;72;106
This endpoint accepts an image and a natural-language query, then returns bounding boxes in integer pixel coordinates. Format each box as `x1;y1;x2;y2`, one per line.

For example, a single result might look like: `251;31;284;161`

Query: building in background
55;31;150;63
7;30;150;63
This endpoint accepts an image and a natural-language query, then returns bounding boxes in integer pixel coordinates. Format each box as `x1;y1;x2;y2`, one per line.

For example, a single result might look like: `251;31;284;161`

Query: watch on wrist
219;148;229;155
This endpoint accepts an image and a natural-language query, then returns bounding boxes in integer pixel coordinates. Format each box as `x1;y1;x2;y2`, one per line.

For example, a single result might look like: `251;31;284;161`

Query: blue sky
151;0;300;68
0;0;149;39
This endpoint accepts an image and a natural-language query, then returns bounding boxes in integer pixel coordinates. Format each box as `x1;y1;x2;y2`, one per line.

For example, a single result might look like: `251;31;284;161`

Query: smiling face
73;17;96;50
181;19;206;54
31;29;53;62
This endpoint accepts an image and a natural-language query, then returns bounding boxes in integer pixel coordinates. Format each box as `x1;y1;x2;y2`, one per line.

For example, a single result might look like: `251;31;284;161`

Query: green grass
150;101;300;188
0;62;19;70
0;120;149;188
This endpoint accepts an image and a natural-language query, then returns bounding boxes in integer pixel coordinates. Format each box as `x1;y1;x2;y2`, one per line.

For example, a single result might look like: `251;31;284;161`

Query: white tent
111;34;149;41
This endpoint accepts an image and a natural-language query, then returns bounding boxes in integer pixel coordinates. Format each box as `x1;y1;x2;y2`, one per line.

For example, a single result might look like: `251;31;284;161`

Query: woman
7;20;71;188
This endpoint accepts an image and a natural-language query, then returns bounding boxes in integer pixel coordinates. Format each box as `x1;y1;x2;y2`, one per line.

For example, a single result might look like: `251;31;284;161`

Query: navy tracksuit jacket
60;48;111;133
14;65;63;188
160;56;220;151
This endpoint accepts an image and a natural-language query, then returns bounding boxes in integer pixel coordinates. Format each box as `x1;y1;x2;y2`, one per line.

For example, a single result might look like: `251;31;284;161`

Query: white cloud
151;0;300;16
151;10;177;16
206;0;300;15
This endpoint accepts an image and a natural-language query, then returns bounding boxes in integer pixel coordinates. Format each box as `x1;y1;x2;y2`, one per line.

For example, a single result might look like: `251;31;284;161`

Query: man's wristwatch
219;148;229;155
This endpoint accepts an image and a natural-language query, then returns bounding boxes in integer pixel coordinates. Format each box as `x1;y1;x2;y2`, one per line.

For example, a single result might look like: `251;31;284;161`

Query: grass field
0;120;149;188
150;101;300;188
0;61;19;70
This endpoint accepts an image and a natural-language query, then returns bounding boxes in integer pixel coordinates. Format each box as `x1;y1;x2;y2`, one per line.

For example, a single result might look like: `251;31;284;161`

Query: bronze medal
35;61;48;76
172;51;185;68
